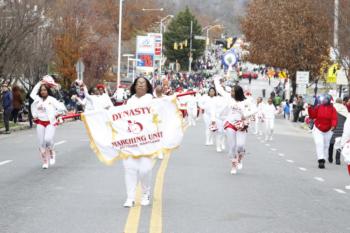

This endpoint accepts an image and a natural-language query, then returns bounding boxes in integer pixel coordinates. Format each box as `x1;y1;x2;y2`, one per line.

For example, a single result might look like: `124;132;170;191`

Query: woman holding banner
214;75;257;175
122;77;155;207
30;76;66;169
82;77;185;208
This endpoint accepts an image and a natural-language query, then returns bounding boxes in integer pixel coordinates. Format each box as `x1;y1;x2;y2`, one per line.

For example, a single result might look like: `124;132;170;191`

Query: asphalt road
1;78;350;233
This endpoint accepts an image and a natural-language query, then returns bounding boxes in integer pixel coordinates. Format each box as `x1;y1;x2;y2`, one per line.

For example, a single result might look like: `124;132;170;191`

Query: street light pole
117;0;123;89
204;24;223;63
334;0;339;50
189;20;193;73
159;15;174;75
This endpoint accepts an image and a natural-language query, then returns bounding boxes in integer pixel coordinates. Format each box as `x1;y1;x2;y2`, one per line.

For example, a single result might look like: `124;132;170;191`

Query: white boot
123;199;135;208
49;150;56;166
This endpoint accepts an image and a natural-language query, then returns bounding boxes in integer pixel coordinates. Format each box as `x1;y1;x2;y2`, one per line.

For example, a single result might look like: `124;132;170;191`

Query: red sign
138;54;154;67
155;48;161;56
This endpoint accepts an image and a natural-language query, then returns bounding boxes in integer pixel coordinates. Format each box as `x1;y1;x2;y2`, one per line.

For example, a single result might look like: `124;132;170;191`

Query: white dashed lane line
0;160;13;166
314;177;325;182
334;189;347;194
270;148;277;151
54;140;66;147
278;153;285;157
298;167;307;171
286;159;295;163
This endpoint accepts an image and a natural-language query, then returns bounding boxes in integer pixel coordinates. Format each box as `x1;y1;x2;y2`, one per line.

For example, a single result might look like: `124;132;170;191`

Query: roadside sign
194;35;206;40
327;64;339;83
296;71;309;85
336;68;349;85
75;59;85;81
297;84;307;95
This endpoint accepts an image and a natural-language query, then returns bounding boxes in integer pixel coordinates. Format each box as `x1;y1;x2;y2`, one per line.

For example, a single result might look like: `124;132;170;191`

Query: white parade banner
296;71;310;85
82;96;184;165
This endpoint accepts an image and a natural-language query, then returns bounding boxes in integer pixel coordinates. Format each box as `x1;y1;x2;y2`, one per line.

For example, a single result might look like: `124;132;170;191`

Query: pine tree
163;7;205;71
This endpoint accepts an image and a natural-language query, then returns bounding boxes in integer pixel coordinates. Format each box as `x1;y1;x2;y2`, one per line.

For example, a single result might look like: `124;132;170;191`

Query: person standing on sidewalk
293;96;304;122
328;98;348;165
308;94;338;169
11;86;23;124
1;83;13;134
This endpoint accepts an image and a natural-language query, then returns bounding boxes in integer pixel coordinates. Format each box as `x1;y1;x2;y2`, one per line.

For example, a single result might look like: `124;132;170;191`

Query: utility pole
334;0;339;50
189;20;193;73
117;0;123;89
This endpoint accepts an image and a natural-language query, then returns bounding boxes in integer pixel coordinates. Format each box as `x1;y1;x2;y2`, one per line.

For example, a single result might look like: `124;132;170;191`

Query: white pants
254;116;263;134
225;129;247;159
312;127;333;160
187;108;197;126
265;118;275;139
216;120;226;150
36;124;56;151
123;157;153;201
203;113;215;144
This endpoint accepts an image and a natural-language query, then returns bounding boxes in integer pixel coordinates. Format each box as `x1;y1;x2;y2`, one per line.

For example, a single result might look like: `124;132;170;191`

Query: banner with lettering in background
81;96;184;165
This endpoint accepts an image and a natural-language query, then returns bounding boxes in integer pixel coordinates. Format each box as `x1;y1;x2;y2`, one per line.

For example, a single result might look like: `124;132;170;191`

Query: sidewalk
0;122;31;134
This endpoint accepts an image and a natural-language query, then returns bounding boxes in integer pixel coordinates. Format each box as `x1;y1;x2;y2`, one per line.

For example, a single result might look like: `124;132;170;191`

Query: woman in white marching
254;97;264;135
30;76;67;169
186;91;198;127
214;75;257;174
263;97;281;141
122;77;154;208
214;92;227;152
198;87;218;146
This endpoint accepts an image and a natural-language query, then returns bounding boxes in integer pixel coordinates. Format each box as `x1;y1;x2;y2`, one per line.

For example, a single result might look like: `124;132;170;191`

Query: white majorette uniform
198;94;217;145
186;94;198;126
123;94;154;207
214;76;257;174
30;80;67;169
214;94;227;152
83;86;113;111
262;102;280;141
254;101;264;135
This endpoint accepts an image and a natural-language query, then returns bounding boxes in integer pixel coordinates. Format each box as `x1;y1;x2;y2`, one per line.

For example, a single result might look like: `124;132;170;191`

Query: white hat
42;75;57;87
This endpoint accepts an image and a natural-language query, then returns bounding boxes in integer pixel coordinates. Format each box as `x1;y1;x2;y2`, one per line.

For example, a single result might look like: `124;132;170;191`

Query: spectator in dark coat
11;86;23;124
329;98;349;164
1;83;13;133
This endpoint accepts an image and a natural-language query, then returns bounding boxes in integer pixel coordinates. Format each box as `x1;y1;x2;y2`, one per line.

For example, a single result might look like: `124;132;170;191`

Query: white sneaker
140;195;151;206
123;199;135;208
158;153;164;160
42;163;49;169
221;143;226;151
230;167;237;175
49;154;56;166
237;162;243;170
216;147;222;152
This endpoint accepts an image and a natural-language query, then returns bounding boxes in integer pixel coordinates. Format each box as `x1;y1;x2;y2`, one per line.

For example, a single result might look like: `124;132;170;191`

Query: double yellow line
123;152;171;233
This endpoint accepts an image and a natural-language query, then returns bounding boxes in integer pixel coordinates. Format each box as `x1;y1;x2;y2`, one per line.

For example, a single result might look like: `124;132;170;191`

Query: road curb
0;124;31;134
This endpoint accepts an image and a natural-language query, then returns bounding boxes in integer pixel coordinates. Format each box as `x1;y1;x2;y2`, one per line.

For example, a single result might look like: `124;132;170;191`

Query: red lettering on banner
112;107;151;121
111;131;164;149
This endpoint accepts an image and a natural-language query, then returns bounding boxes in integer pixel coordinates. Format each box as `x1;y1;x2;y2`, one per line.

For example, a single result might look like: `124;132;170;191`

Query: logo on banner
127;120;143;134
